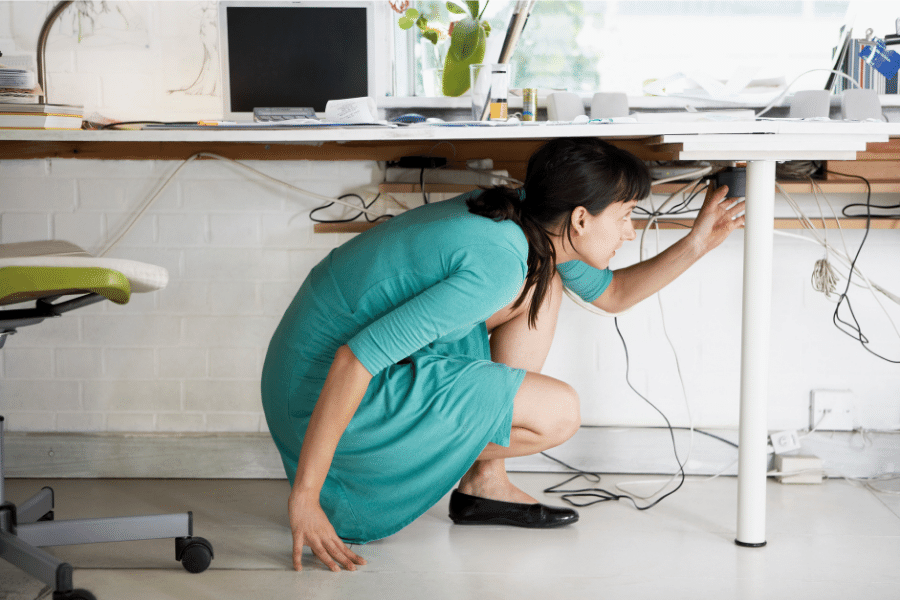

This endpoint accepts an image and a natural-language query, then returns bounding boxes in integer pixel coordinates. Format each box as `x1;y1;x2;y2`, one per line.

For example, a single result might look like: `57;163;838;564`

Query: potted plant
394;1;492;96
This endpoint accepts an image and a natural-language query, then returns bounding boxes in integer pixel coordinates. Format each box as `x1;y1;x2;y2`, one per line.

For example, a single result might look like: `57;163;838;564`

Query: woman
260;137;744;572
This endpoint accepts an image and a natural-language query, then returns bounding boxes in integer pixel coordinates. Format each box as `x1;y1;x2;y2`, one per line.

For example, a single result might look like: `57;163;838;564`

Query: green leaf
482;21;491;37
466;2;480;18
415;16;428;30
448;17;481;62
447;2;466;15
405;8;419;19
398;16;414;30
423;30;439;44
442;20;486;96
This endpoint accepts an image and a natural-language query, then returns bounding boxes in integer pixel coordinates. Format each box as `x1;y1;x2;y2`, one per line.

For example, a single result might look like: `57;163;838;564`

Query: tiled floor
2;473;899;600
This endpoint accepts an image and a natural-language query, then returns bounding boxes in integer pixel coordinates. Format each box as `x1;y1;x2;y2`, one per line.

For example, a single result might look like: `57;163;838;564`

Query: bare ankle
457;461;538;504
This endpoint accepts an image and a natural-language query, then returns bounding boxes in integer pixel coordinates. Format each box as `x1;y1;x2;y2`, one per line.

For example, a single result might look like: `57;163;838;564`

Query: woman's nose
624;219;637;241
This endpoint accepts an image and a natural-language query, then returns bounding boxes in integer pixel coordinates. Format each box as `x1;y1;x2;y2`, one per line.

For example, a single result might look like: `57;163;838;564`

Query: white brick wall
0;1;898;435
2;156;899;435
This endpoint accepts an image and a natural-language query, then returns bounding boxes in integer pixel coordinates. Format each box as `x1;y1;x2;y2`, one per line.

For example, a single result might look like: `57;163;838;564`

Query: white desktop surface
2;119;898;143
2;119;898;548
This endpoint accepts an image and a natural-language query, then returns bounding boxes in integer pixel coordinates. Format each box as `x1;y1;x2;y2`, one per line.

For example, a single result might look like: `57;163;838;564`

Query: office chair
0;240;213;600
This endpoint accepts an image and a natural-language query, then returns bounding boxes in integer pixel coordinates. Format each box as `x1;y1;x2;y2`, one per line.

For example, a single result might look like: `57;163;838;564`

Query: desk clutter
0;52;83;130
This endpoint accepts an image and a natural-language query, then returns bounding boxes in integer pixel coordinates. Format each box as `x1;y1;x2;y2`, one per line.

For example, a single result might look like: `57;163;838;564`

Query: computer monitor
218;1;376;120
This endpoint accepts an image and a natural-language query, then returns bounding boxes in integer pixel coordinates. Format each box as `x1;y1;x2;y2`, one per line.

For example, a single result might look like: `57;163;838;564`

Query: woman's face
570;199;638;270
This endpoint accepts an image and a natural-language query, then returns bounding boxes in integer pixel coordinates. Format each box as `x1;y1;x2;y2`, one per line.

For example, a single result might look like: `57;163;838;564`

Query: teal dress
260;191;612;544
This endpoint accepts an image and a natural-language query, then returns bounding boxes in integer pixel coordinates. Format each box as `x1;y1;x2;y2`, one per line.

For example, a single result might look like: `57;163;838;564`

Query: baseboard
3;427;897;479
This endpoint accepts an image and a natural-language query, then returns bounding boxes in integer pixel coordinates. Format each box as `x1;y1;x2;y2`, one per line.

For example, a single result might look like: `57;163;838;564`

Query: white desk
2;120;899;546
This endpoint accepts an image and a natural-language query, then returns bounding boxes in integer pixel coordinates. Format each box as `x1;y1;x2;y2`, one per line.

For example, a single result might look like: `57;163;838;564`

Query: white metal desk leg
735;159;775;547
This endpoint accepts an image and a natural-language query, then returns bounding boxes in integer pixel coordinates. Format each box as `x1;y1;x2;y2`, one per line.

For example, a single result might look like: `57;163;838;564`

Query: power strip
774;454;823;484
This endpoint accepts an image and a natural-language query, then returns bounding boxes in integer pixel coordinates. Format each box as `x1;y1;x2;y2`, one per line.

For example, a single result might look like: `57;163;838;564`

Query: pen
197;120;236;126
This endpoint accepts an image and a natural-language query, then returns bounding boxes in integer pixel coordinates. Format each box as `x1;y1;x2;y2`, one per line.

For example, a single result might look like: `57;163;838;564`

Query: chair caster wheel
53;589;97;600
176;536;214;573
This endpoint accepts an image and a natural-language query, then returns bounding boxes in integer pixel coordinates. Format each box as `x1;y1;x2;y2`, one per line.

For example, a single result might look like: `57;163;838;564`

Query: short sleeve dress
260;191;612;544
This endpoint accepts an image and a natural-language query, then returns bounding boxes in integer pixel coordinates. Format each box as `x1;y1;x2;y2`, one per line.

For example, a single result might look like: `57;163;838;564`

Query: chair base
0;417;214;598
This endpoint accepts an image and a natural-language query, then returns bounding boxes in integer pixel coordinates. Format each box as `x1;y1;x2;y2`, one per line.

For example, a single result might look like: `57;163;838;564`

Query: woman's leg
459;273;580;503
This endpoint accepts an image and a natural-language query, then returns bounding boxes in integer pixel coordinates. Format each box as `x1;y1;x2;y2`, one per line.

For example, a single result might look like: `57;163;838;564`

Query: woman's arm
593;184;744;314
289;344;372;572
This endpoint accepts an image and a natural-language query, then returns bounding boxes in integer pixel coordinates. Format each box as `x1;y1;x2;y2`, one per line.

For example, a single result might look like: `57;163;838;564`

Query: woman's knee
550;381;581;443
514;373;580;445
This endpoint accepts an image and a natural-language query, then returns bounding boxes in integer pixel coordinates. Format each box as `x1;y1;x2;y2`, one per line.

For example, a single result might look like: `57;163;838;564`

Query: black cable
420;167;429;204
98;121;194;129
634;179;706;223
824;171;899;363
541;318;686;510
309;193;392;224
830;169;900;219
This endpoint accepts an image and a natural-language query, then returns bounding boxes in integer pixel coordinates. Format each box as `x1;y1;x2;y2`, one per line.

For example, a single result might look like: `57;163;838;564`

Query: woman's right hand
288;490;367;572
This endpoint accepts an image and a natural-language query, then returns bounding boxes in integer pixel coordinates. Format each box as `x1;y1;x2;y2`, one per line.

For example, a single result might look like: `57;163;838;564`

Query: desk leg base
734;539;767;548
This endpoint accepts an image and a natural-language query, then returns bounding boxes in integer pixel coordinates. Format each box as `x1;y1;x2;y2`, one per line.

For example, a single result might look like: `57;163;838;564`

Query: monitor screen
219;2;374;118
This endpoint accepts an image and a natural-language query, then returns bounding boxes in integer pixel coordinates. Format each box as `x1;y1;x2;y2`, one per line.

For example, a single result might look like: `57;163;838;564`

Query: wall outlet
810;389;855;431
770;430;801;454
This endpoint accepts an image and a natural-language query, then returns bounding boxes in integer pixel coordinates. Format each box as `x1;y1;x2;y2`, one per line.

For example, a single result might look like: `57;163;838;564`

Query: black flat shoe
448;489;579;528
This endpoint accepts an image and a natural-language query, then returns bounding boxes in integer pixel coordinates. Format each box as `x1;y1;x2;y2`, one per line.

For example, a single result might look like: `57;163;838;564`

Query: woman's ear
570;206;588;234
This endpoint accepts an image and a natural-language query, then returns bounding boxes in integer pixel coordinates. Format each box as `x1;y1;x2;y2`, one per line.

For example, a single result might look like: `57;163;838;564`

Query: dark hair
467;137;651;328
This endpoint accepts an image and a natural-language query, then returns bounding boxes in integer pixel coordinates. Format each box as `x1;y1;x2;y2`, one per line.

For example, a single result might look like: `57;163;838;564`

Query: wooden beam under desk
315;217;900;234
0;136;673;164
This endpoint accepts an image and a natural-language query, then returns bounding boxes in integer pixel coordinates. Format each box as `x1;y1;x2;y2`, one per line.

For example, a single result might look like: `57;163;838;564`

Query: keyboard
253;107;317;122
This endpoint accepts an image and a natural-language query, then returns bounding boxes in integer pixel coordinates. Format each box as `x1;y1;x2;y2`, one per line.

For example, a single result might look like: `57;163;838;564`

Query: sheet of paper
324;97;378;123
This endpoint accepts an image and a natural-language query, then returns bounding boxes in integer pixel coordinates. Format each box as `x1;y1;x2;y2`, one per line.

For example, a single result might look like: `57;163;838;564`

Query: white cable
99;152;388;257
465;167;524;187
580;179;708;498
612;189;698;500
755;68;861;119
700;457;739;482
614;289;694;499
775;183;900;344
100;153;203;257
649;165;713;187
562;286;631;317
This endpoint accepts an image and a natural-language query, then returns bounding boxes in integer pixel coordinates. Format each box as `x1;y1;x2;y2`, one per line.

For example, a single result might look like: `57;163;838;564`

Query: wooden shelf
314;216;900;234
380;180;900;195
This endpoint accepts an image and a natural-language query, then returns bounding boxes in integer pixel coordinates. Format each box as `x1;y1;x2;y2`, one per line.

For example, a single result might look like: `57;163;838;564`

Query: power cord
542;318;686;510
822;172;899;363
754;68;861;119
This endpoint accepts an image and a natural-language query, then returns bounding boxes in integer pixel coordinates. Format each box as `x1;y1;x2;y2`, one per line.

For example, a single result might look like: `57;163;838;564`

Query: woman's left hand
687;183;745;256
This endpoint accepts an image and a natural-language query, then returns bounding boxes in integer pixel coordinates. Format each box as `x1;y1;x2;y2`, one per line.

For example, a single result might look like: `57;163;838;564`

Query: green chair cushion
0;266;131;306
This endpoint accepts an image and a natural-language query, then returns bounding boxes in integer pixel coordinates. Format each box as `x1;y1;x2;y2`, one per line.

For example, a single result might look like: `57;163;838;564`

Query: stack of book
0;103;84;130
0;54;83;129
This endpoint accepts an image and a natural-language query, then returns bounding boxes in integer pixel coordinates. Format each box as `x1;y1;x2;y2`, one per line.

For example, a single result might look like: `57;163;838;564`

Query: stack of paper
0;103;84;130
0;55;41;103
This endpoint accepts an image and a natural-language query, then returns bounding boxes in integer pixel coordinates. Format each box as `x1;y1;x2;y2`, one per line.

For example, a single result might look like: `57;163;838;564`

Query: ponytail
466;187;557;329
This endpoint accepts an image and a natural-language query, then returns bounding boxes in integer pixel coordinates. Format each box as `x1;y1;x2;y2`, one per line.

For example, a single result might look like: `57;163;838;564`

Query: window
391;1;876;99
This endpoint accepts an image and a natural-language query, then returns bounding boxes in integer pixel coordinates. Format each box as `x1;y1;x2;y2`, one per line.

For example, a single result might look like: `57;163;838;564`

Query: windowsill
379;94;900;110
